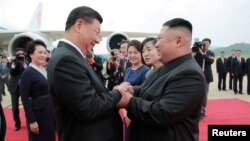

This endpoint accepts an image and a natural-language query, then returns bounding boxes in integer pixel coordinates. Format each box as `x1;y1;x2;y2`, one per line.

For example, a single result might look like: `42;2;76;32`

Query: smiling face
142;41;160;67
155;26;178;64
30;45;47;67
128;46;142;66
77;19;101;54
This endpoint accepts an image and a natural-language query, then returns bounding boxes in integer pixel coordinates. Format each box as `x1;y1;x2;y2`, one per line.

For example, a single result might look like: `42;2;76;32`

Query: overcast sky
1;0;250;54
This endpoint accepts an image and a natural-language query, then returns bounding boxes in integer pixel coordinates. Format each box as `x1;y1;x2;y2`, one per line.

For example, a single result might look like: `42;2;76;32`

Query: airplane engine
106;32;128;52
8;32;53;58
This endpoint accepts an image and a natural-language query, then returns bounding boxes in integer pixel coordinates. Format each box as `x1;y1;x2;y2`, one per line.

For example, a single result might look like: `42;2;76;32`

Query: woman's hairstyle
26;39;46;62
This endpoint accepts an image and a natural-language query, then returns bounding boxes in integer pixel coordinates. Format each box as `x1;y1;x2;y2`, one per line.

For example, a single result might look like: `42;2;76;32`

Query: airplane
0;2;157;58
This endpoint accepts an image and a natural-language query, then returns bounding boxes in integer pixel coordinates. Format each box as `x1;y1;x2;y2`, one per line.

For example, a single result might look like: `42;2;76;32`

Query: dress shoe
239;92;244;94
14;126;21;131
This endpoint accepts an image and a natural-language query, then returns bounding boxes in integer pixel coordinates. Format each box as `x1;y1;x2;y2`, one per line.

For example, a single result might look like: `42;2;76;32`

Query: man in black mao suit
216;51;228;91
117;18;206;141
47;6;128;141
232;50;245;94
246;57;250;94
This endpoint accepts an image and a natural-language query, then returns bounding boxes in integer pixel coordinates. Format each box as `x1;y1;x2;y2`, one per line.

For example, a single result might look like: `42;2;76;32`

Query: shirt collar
60;39;86;58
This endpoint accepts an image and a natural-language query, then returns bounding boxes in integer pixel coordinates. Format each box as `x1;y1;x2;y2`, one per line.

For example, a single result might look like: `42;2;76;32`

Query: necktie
238;57;241;63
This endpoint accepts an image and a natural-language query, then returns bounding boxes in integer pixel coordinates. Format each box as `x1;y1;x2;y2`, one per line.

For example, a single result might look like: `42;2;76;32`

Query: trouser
201;83;210;114
10;87;21;127
229;73;233;90
233;75;243;94
218;73;227;90
247;75;250;94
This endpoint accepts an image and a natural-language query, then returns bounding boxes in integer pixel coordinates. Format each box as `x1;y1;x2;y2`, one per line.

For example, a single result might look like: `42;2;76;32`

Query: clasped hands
114;82;134;108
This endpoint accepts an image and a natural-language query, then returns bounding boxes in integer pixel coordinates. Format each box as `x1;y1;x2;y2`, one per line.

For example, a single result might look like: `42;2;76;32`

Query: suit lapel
57;41;107;92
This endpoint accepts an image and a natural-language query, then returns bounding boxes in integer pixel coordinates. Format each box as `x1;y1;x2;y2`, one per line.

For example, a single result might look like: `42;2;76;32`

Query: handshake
113;82;134;108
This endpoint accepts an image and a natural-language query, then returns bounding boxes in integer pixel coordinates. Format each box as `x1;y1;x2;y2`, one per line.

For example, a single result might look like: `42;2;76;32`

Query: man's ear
75;19;83;33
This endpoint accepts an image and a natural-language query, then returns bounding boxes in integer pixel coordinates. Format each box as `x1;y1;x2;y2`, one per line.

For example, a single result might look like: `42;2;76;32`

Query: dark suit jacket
9;62;26;94
194;50;215;83
227;56;234;73
232;57;245;76
127;54;205;141
47;41;122;141
216;58;228;74
245;58;250;75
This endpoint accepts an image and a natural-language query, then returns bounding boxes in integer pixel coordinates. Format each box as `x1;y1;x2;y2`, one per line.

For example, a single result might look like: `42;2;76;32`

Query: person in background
0;55;2;64
20;40;55;141
120;39;149;141
47;6;129;141
232;50;245;94
0;56;10;99
106;49;123;90
193;38;215;119
141;37;162;78
87;49;104;82
9;48;27;131
227;49;236;90
246;57;250;95
123;40;150;86
117;18;205;141
120;40;131;72
216;51;228;91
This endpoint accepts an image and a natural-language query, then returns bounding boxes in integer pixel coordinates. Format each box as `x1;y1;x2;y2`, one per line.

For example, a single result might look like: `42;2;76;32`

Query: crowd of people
0;5;250;141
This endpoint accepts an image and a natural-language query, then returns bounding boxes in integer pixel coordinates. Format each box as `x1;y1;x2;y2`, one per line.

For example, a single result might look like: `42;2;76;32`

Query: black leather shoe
14;126;20;131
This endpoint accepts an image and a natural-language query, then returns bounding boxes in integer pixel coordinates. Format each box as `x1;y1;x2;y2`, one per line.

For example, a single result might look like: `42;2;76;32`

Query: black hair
120;40;129;45
141;37;156;51
163;18;192;33
26;39;47;63
65;6;103;31
202;38;211;44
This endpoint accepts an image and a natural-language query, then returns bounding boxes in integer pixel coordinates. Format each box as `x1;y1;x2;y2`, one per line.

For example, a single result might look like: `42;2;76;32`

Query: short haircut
141;37;156;52
220;51;224;53
2;55;7;59
120;40;129;45
202;38;211;44
26;39;47;62
65;6;103;31
16;48;24;52
236;50;241;52
163;18;192;34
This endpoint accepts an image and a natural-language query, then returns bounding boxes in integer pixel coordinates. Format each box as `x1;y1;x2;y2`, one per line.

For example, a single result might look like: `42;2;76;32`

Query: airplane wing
0;1;157;56
0;30;157;57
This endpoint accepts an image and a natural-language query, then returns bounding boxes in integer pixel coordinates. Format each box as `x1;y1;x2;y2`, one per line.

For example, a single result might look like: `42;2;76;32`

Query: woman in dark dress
19;40;55;141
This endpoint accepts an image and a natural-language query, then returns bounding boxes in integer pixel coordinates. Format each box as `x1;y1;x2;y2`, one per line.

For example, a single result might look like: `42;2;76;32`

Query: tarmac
1;63;250;109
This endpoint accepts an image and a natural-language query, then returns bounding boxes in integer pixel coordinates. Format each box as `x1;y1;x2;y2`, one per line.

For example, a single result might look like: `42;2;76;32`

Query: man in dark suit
216;51;228;91
246;57;250;94
117;18;205;141
232;50;245;94
227;49;236;90
47;6;128;141
9;48;27;131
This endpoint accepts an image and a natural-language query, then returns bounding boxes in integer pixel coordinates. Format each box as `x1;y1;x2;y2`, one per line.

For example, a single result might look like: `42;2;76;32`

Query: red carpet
2;98;250;141
199;98;250;141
